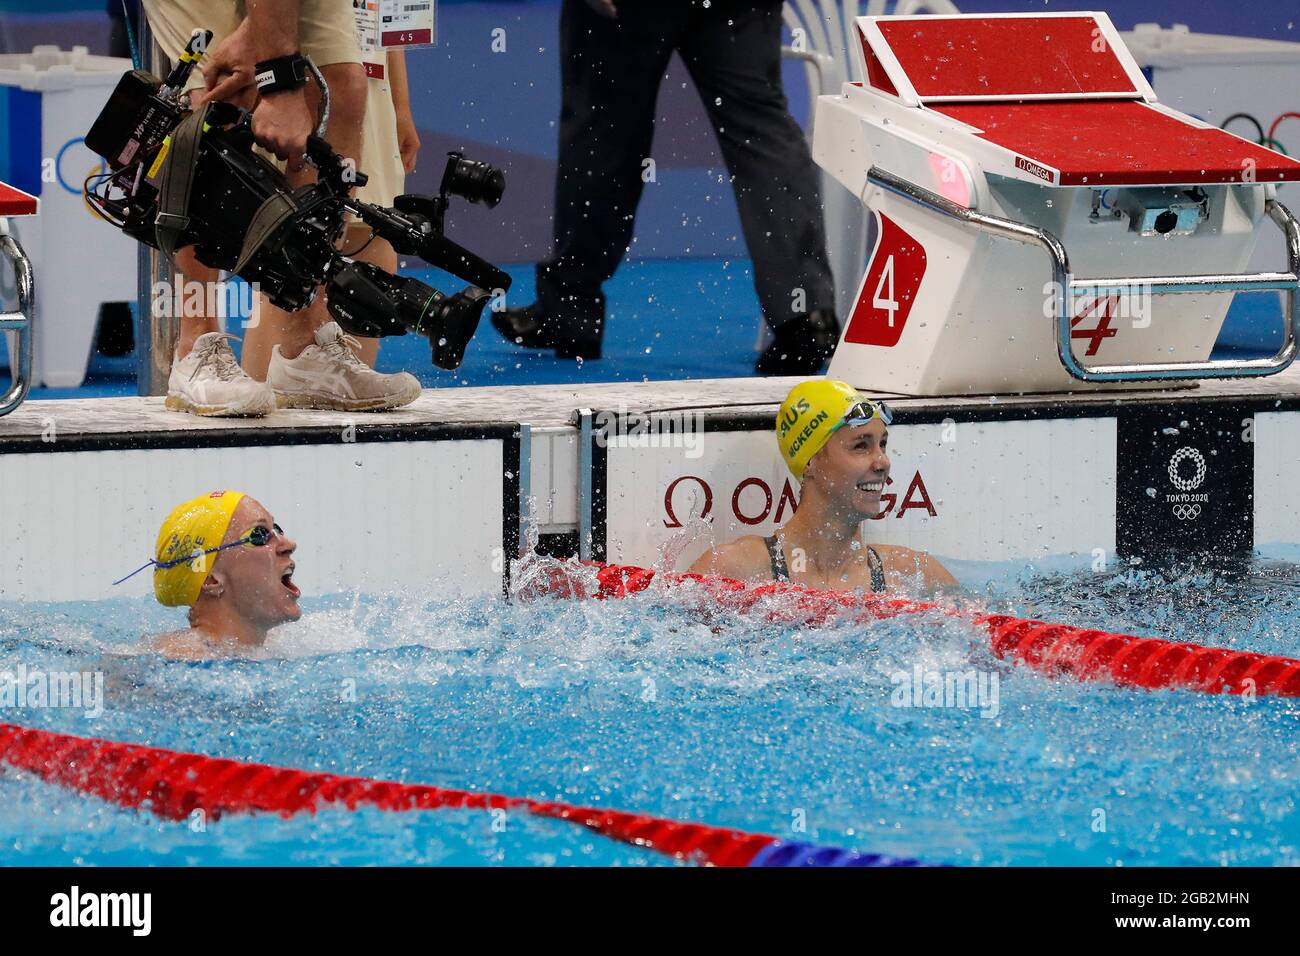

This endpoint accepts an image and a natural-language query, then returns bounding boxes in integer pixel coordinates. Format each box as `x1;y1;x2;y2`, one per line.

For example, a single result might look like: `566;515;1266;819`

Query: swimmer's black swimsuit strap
764;536;888;593
764;535;790;582
867;546;886;594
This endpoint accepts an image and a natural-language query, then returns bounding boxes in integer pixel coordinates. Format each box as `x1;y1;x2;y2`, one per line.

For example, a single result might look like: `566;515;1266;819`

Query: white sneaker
165;332;276;417
267;322;422;412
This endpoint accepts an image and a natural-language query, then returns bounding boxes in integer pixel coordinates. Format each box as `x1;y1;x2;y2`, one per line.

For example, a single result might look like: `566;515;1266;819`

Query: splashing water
1;559;1298;866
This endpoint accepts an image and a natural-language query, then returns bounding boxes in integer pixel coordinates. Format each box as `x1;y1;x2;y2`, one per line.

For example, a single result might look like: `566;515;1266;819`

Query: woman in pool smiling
690;379;957;594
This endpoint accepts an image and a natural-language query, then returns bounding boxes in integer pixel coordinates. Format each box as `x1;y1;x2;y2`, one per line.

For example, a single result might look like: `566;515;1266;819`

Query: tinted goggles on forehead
832;400;894;433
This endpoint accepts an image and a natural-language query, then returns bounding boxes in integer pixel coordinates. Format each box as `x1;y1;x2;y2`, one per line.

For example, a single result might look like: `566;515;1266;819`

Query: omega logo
662;472;937;528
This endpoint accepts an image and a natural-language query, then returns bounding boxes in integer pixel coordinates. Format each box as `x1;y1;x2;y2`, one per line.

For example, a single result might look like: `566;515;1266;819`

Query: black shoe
755;309;839;375
490;302;602;359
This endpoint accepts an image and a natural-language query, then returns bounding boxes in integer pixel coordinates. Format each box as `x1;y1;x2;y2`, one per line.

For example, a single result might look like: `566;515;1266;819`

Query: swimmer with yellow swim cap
689;380;957;593
135;491;300;659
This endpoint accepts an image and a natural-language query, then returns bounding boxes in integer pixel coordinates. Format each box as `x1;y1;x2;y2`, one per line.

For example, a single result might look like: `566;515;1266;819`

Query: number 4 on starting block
1070;294;1121;357
844;213;926;348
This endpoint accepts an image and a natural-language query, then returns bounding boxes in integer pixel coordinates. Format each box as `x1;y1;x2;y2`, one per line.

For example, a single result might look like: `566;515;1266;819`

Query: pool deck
2;366;1300;446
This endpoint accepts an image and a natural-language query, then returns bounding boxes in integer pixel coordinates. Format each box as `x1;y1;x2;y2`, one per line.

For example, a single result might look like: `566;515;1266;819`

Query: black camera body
84;43;510;371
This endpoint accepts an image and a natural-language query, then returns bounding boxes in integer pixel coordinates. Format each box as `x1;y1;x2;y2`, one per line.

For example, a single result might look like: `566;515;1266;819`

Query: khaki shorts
145;0;399;214
141;0;361;90
355;73;404;208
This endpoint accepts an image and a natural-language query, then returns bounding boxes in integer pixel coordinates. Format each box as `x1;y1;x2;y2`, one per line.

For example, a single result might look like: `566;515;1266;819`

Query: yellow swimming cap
153;491;246;607
777;380;868;479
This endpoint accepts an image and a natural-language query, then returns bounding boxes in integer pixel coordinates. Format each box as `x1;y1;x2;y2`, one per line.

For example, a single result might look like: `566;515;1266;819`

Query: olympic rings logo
1168;446;1207;492
1172;503;1202;521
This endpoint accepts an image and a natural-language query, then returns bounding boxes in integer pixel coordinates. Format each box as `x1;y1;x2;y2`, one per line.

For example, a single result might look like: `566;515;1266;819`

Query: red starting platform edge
0;182;38;217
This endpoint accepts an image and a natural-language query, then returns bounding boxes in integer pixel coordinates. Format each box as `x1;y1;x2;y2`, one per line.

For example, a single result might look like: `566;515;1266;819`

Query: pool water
1;558;1298;866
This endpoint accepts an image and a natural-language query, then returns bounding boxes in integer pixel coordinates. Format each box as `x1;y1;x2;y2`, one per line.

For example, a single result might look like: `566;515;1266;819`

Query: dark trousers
536;0;835;344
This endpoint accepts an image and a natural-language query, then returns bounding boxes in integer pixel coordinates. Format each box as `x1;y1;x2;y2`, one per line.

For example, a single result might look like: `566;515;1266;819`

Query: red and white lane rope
576;564;1300;698
0;722;926;866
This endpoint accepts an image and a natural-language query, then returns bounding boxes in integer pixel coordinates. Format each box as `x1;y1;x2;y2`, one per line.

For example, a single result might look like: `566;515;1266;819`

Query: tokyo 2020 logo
1167;446;1207;492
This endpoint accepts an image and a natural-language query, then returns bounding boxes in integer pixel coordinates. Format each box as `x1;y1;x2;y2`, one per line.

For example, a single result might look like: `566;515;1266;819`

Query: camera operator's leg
172;250;220;358
255;60;419;410
332;55;414;370
241;61;366;379
141;1;273;415
491;0;676;359
163;248;276;417
679;5;838;376
335;48;418;371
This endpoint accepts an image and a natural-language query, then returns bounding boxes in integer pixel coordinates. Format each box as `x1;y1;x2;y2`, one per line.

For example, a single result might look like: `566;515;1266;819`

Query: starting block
0;182;37;218
0;180;36;416
814;11;1300;395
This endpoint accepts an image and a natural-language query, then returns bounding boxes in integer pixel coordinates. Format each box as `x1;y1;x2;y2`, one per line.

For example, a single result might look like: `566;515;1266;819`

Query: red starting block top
858;12;1300;187
0;181;38;217
875;14;1141;100
933;100;1300;186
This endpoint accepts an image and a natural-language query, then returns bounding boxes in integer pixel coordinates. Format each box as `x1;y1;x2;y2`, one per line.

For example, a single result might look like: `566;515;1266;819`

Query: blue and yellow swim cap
153;491;246;606
777;380;875;479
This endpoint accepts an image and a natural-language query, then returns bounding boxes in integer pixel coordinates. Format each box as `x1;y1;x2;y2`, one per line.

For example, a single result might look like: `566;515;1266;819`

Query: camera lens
443;155;505;207
1154;210;1178;234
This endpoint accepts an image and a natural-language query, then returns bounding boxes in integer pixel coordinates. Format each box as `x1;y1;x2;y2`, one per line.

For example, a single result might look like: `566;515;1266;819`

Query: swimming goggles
111;523;286;585
829;400;894;434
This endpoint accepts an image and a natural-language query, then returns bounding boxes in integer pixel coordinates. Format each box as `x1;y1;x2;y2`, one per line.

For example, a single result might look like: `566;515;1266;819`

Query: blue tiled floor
2;256;1283;400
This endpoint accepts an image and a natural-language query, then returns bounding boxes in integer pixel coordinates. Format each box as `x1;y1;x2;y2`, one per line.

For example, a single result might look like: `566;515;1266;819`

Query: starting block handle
867;167;1300;384
1064;202;1300;381
0;219;33;416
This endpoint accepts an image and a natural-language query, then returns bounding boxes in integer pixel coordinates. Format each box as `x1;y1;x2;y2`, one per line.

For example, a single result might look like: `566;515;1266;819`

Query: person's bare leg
239;298;299;381
172;247;221;358
241;61;368;380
